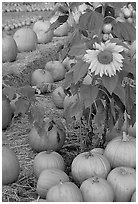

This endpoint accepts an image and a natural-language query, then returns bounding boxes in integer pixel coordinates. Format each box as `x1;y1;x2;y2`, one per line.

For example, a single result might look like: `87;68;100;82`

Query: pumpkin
46;181;83;202
37;168;69;198
13;27;38;52
2;35;18;63
2;93;13;130
71;151;111;184
31;69;53;86
45;60;66;82
104;132;136;168
33;151;65;178
107;166;136;202
131;191;136;202
80;176;114;202
52;86;66;109
2;146;20;185
90;147;104;155
29;118;66;152
54;22;69;37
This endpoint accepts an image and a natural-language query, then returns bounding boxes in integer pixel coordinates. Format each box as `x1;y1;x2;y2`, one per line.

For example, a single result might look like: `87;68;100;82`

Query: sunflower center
97;50;113;64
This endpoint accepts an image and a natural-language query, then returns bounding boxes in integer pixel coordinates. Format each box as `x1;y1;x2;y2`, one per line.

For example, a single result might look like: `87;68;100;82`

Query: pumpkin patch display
2;146;20;185
36;168;69;198
107;166;136;202
71;151;111;184
29;118;66;152
45;60;66;82
33;151;65;178
2;35;18;63
104;132;136;168
80;176;114;202
46;181;83;202
52;86;66;109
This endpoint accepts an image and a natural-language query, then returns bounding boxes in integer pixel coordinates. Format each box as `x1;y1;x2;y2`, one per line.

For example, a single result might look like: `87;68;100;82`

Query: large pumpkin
13;27;38;52
80;176;114;202
33;151;65;178
104;132;136;168
52;86;66;109
90;147;104;155
2;146;20;185
71;151;111;184
29;118;66;152
2;93;13;130
37;168;69;198
107;166;136;202
2;35;18;63
46;181;83;202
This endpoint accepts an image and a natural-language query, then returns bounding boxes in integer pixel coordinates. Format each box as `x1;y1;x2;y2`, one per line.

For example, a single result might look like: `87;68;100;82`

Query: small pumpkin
80;176;114;202
45;60;66;82
71;151;111;184
29;118;66;152
104;132;136;168
46;181;83;202
131;191;136;202
2;146;20;185
37;168;69;198
52;86;66;109
33;151;65;178
107;166;136;202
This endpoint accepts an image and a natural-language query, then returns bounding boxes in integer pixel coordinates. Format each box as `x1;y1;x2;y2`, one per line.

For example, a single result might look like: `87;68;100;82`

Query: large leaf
80;84;99;108
68;42;87;57
3;86;17;101
73;60;89;84
122;56;136;76
79;10;104;35
14;98;30;116
102;75;118;94
63;70;74;89
112;21;136;43
17;85;36;102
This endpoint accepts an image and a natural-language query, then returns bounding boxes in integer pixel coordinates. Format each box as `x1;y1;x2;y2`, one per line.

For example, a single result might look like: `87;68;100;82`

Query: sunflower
83;40;124;77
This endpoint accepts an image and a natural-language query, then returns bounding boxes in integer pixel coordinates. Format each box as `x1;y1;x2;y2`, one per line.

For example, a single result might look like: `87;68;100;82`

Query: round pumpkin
37;168;69;198
104;133;136;168
29;118;66;152
2;146;20;185
46;182;83;202
54;22;69;37
131;191;136;202
107;166;136;202
71;151;111;184
2;35;18;63
80;176;114;202
52;86;66;109
13;27;38;52
45;60;66;82
33;151;65;178
2;94;13;130
31;69;53;86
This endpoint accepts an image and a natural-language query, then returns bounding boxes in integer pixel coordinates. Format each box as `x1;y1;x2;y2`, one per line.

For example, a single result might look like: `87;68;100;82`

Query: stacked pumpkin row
3;132;136;202
2;18;70;63
2;2;56;13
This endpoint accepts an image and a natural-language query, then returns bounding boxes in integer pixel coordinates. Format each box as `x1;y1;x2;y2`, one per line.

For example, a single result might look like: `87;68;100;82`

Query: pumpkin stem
122;131;130;142
91;176;99;183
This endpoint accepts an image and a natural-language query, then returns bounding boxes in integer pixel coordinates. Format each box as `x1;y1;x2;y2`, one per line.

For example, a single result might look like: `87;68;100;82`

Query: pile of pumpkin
3;127;136;202
2;16;71;63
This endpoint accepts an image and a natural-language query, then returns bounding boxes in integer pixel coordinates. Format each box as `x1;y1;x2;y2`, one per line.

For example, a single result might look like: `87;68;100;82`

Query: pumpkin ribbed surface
107;166;136;202
104;135;136;168
71;151;111;184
